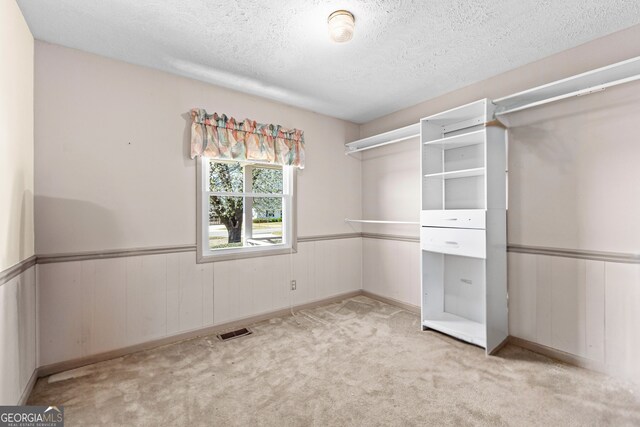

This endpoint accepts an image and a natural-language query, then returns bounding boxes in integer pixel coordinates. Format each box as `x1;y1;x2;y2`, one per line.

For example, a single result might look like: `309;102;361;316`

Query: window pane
209;161;243;193
252;195;283;221
208;196;244;250
250;219;283;245
252;166;283;194
250;196;284;246
208;195;285;250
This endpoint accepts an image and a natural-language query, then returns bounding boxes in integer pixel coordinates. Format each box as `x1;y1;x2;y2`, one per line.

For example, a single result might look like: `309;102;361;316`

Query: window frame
196;156;297;263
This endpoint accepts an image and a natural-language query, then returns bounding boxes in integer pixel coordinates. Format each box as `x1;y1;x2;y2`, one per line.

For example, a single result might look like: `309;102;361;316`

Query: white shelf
422;100;487;125
423;129;485;149
345;219;419;225
423;312;486;347
424;167;485;180
421;99;494;134
345;123;419;154
494;55;640;116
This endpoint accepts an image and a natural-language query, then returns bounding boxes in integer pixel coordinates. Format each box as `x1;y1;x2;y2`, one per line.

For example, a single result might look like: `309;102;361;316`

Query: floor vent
217;327;252;341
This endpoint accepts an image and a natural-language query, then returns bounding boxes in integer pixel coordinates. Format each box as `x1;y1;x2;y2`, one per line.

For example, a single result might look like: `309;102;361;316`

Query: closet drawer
420;227;486;259
420;210;485;229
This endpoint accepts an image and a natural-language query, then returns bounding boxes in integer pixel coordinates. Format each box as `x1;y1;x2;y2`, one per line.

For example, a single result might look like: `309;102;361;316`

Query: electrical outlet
290;280;297;291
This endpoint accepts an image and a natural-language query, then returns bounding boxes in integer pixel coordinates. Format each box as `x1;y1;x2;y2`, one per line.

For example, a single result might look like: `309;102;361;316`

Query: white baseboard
509;336;640;393
18;368;38;405
508;336;606;372
361;290;420;314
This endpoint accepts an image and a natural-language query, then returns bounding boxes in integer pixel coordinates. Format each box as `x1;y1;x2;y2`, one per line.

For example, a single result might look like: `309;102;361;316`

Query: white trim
197;158;296;263
361;290;420;314
19;369;38;405
33;240;640;264
0;255;37;286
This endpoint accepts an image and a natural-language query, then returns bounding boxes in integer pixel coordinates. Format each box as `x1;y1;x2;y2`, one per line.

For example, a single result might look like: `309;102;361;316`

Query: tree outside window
206;161;286;251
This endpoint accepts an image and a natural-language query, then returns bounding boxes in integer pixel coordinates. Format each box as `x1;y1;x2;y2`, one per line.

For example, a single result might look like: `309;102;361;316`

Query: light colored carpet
28;296;640;426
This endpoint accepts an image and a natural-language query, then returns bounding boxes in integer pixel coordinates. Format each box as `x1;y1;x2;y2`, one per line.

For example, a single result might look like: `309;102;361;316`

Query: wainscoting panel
213;239;362;325
604;263;640;382
167;252;215;335
125;255;168;345
89;258;127;355
362;238;420;308
37;238;362;366
549;256;587;357
315;238;362;301
213;249;290;325
508;252;640;384
585;261;606;363
506;252;537;342
0;265;37;405
38;261;84;365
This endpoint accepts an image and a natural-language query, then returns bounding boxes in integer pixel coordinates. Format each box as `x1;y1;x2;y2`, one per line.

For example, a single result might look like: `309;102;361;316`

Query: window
197;157;296;262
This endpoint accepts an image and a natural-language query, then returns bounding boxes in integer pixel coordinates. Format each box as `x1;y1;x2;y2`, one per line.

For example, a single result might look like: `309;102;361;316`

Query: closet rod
495;82;622;116
494;54;640;116
345;134;419;155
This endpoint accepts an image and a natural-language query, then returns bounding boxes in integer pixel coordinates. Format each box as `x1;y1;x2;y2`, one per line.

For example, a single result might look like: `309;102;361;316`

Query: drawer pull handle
444;218;458;221
445;241;458;245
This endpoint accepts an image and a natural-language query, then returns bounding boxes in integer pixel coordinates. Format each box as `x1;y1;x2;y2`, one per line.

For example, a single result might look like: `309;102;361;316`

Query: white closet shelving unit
420;99;507;353
345;123;420;154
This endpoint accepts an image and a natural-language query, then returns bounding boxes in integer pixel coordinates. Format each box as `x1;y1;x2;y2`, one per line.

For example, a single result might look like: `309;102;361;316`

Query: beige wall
0;0;35;270
504;82;640;385
358;24;640;384
34;42;362;255
0;0;37;406
360;139;421;307
506;85;640;252
32;41;364;370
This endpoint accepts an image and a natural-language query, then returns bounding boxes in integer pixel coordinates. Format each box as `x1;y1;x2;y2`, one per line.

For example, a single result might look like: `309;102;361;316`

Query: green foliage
253;217;282;223
252;167;283;219
209;163;243;243
252;167;282;193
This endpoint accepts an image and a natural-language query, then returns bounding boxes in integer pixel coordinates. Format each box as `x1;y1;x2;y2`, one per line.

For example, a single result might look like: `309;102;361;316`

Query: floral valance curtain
190;108;305;169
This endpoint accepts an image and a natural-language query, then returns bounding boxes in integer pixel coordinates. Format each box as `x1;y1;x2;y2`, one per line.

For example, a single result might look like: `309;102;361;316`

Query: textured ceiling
17;0;640;123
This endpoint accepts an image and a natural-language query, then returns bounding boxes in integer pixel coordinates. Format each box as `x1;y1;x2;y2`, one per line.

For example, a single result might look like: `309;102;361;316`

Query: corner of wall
0;0;37;406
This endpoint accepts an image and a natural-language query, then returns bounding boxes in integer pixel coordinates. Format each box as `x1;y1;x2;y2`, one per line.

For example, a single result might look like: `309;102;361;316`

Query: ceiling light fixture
328;10;355;43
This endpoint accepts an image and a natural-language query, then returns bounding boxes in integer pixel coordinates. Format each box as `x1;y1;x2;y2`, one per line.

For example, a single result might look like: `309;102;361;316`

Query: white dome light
328;10;355;43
